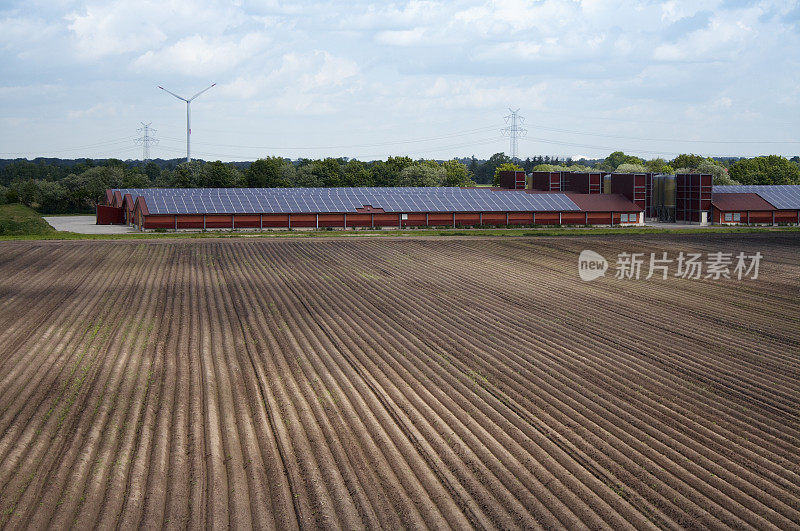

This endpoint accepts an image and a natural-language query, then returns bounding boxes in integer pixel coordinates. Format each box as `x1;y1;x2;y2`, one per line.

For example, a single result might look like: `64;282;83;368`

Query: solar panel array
712;185;800;210
114;188;581;214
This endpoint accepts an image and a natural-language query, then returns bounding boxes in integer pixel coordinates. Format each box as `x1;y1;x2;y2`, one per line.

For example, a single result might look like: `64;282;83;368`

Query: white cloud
132;32;271;76
67;102;116;119
0;14;62;59
390;76;548;112
2;0;800;159
65;0;247;59
375;28;426;46
219;50;361;113
66;3;166;58
0;83;63;97
653;15;751;61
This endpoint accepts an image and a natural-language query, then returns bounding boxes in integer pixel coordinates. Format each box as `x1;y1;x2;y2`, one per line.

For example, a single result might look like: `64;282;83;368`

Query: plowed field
0;233;798;529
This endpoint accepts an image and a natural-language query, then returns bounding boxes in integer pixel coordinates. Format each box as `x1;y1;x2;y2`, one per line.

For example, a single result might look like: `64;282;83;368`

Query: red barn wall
96;205;125;225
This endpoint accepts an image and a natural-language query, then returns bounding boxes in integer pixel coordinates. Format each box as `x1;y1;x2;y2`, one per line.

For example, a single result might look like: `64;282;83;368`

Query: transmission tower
501;108;527;160
135;122;159;162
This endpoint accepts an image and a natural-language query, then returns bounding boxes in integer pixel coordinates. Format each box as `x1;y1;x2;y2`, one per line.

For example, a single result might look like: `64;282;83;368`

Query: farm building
503;171;800;225
712;185;800;225
99;183;800;230
529;171;605;195
100;187;644;230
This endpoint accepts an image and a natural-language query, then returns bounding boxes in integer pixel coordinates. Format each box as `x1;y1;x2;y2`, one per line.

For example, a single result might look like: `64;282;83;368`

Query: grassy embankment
0;204;56;237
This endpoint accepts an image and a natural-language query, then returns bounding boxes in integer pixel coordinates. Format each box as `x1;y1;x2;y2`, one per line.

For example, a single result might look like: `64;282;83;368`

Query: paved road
44;216;136;234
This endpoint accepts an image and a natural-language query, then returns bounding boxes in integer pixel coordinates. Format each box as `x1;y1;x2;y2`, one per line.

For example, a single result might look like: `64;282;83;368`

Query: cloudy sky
1;0;798;162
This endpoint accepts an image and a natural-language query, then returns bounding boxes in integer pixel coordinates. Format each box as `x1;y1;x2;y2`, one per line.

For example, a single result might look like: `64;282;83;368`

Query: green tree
310;158;345;187
565;164;592;173
598;151;643;171
644;158;673;174
293;165;323;187
728;155;800;185
342;159;372;187
122;171;151;188
246;157;294;187
143;161;161;182
670;154;706;170
493;162;523;187
697;160;735;185
468;156;479;176
152;169;174;187
5;187;19;204
615;163;648;173
172;161;204;187
477;153;512;185
0;160;67;186
442;159;475;187
66;166;124;208
398;161;445;187
200;161;243;188
37;180;68;213
370;156;414;187
12;179;41;207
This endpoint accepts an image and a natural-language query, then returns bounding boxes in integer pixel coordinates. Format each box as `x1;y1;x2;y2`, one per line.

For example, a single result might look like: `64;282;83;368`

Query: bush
728;155;800;185
615;163;648;173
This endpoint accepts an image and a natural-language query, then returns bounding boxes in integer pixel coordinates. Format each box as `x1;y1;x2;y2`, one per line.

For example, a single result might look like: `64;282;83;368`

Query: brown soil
0;233;798;529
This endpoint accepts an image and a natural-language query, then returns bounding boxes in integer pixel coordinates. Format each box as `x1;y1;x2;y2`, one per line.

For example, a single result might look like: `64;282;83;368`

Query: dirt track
0;233;798;529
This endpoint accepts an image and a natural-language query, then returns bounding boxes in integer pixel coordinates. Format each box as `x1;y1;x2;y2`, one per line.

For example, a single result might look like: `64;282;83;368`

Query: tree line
0;152;798;214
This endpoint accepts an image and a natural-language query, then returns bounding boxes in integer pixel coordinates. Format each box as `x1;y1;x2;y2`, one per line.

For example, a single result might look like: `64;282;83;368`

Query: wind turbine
158;83;216;162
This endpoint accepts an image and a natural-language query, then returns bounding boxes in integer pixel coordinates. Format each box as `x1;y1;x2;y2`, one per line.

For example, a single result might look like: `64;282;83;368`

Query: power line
526;124;800;145
501;108;526;159
134;122;159;162
0;137;135;156
154;125;499;150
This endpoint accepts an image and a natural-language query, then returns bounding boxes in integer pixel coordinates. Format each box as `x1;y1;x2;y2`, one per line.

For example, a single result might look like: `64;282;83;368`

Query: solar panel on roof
713;185;800;209
131;187;584;214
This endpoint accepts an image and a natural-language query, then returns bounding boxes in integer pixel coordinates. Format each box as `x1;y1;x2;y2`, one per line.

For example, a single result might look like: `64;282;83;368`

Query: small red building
565;193;644;226
711;193;777;225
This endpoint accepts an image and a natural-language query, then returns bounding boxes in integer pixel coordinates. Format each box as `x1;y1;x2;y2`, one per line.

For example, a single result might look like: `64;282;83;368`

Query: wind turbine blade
158;86;188;101
189;83;216;101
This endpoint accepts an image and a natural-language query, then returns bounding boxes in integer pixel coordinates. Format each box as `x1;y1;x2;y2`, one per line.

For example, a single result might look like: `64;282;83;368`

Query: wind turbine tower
158;83;216;162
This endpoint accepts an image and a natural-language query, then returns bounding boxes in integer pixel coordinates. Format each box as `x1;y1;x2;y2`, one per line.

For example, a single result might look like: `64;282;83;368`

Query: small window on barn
724;213;732;221
733;213;741;222
619;214;628;222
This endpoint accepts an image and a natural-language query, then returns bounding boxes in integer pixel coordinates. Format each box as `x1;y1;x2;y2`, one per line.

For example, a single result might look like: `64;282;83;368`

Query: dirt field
0;233;798;529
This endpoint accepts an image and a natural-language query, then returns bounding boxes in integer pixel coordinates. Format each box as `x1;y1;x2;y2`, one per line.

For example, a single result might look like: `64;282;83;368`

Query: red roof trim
134;196;150;216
